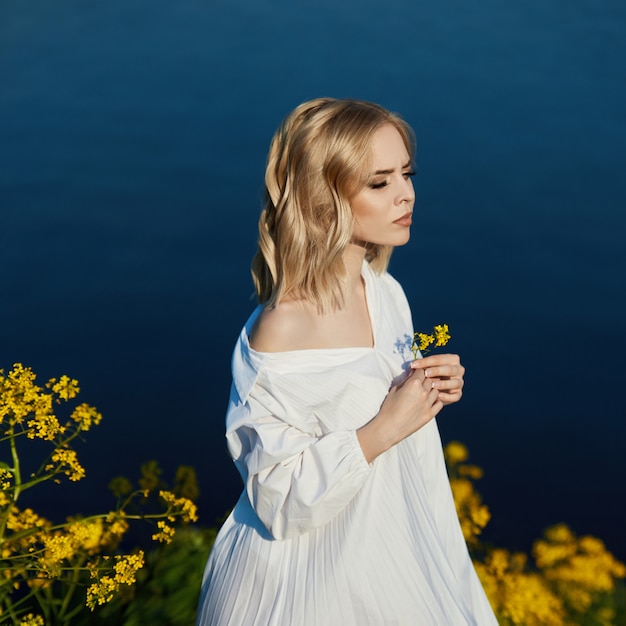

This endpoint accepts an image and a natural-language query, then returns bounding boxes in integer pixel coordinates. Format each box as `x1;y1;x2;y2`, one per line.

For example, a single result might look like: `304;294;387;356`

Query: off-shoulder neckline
245;261;378;358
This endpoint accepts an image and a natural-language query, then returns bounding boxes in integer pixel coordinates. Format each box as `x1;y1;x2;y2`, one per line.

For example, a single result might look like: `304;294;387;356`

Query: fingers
398;366;425;387
427;377;463;405
413;353;461;368
432;397;444;417
411;353;465;406
396;369;440;405
406;370;442;402
430;376;464;392
410;354;464;380
407;364;463;393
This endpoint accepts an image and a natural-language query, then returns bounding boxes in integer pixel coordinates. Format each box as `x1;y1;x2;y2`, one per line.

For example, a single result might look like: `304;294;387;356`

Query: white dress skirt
195;262;498;626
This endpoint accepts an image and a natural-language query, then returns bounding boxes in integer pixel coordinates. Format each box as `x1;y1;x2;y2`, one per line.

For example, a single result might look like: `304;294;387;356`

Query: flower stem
9;431;22;503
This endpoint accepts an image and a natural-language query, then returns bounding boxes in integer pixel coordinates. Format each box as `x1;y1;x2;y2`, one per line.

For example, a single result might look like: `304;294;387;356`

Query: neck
343;243;368;287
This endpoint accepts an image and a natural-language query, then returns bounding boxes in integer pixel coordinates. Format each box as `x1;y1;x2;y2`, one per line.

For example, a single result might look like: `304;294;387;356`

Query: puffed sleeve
226;380;372;540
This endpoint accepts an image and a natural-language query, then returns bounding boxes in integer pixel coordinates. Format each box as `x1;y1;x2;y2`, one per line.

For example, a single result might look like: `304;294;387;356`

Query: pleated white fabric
196;262;498;626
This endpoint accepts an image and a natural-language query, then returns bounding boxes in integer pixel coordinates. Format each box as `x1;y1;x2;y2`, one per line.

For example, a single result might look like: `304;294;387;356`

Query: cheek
351;197;378;222
351;206;372;235
351;206;382;241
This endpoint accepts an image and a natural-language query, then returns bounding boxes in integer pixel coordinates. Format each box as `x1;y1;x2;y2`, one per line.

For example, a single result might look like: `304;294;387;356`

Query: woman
196;98;497;625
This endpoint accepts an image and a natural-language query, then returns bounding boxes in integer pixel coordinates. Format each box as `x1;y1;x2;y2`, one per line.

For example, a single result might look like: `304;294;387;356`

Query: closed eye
369;180;389;189
369;170;415;189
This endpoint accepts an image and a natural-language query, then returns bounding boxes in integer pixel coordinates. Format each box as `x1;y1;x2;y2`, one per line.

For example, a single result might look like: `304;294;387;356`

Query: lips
393;212;413;227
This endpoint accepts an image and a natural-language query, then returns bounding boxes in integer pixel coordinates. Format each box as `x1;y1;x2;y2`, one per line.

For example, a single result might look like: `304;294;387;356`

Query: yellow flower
449;478;490;545
1;363;201;618
441;442;626;625
533;524;626;614
67;518;104;555
476;548;565;626
45;448;85;481
26;576;52;591
101;512;129;549
47;375;80;401
70;403;102;431
411;323;451;357
3;506;49;558
86;574;116;608
458;464;484;480
112;551;144;585
86;552;144;609
444;441;469;466
39;532;76;576
7;507;49;534
417;333;434;352
1;364;40;425
26;409;64;441
152;520;176;543
159;490;198;523
18;614;45;626
443;442;489;546
0;467;12;490
433;323;451;347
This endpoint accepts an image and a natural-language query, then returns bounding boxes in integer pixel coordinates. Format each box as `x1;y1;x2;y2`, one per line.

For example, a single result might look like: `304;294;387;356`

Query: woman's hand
357;367;443;463
410;353;465;406
357;354;465;463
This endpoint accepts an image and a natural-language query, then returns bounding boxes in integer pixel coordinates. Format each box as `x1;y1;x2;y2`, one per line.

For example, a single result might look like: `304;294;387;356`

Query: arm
227;392;371;541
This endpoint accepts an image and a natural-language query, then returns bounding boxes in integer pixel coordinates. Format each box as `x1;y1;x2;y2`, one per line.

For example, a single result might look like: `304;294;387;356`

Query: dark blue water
2;0;625;561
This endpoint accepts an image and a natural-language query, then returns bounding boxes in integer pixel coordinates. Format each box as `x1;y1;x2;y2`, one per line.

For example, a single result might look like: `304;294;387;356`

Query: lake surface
1;0;625;561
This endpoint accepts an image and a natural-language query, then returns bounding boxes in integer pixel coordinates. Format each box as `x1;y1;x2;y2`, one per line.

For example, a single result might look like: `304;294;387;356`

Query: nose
395;175;415;205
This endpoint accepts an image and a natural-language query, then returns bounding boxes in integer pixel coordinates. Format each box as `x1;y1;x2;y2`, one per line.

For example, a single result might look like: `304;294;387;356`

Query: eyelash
369;170;416;189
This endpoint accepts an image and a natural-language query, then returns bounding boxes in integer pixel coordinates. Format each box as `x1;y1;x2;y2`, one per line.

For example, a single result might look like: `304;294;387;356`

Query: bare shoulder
249;300;318;353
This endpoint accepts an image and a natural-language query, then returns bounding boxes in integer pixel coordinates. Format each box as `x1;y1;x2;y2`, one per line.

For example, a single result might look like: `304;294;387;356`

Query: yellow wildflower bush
444;442;626;625
444;441;490;547
533;524;626;624
0;363;198;626
475;548;565;625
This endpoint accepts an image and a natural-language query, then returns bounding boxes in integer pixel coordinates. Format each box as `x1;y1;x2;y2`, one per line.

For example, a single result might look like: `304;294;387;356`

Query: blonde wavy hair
252;97;415;312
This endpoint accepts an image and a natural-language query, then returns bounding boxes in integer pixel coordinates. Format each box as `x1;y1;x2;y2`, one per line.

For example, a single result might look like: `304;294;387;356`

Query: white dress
196;262;498;626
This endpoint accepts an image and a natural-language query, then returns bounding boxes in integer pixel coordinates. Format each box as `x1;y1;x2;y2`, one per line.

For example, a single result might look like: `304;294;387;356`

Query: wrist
357;416;392;464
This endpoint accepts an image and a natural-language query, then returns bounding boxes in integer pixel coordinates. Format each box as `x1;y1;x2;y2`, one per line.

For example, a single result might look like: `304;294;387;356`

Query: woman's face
350;123;415;248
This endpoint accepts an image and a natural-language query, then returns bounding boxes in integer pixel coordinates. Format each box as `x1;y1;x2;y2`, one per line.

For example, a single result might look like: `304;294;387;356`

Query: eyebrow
372;161;413;175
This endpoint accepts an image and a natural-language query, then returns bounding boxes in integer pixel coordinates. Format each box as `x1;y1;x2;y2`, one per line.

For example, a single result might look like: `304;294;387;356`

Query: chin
357;229;411;248
389;231;411;247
